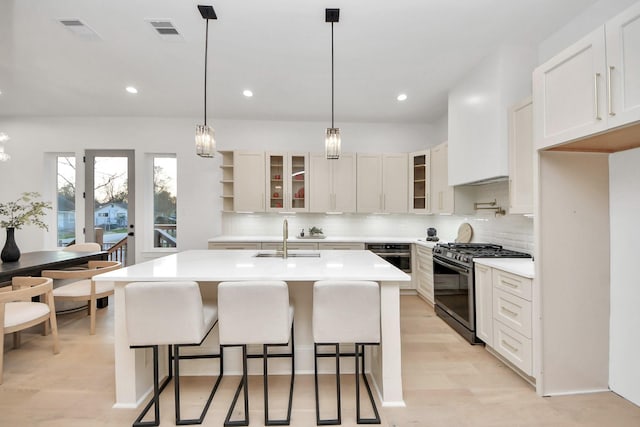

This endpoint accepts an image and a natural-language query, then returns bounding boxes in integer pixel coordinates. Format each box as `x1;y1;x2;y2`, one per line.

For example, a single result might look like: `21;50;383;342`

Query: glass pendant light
196;5;218;158
0;133;10;162
0;145;9;162
325;9;340;160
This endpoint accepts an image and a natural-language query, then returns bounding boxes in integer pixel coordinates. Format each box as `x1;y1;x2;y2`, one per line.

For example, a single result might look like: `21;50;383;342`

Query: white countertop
209;235;440;246
95;249;411;282
473;258;535;278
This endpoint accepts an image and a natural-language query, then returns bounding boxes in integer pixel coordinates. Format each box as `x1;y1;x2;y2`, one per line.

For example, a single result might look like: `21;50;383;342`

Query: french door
84;150;135;266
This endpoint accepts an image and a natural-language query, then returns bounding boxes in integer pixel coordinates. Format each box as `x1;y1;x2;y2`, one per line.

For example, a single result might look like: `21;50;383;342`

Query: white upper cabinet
356;154;382;213
265;153;309;212
309;153;356;213
383;153;409;213
409;150;430;213
508;97;534;215
430;142;454;214
234;151;265;212
606;2;640;129
356;153;408;213
448;45;536;186
533;28;607;149
534;1;640;150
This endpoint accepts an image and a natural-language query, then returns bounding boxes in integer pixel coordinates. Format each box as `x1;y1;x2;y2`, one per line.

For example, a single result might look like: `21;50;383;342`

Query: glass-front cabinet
266;152;309;212
409;150;430;213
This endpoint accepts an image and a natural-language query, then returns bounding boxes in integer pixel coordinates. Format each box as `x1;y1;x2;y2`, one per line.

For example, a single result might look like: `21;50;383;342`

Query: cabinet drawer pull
501;307;519;318
500;278;519;289
594;73;602;120
608;66;615;117
501;340;519;353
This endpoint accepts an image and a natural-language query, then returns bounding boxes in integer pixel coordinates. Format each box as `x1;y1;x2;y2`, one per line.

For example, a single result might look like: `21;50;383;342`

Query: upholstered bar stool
217;280;295;427
313;280;381;425
124;281;223;427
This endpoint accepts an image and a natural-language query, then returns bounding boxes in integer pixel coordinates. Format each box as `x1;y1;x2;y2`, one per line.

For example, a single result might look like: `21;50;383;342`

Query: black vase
1;227;21;263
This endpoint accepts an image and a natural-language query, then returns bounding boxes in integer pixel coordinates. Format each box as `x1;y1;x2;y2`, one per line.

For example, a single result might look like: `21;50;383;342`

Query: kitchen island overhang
94;249;409;409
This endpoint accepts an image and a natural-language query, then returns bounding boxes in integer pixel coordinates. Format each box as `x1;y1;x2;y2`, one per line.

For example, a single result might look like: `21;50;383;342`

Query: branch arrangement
0;192;52;230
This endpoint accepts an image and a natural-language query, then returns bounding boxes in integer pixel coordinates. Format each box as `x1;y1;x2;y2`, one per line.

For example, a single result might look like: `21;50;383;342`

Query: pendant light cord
204;18;209;126
331;22;334;128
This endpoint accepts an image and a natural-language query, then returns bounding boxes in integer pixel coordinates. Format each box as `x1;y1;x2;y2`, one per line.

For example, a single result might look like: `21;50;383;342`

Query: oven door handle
373;252;411;257
433;256;470;274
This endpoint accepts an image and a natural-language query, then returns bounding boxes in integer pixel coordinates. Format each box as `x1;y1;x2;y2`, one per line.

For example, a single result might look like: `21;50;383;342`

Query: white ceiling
0;0;598;124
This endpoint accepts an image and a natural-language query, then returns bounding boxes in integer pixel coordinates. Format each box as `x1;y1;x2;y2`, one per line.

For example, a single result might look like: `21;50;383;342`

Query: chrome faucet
282;218;288;259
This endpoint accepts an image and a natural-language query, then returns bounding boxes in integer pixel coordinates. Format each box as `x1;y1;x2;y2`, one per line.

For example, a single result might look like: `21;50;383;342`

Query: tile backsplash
220;180;534;254
221;212;533;254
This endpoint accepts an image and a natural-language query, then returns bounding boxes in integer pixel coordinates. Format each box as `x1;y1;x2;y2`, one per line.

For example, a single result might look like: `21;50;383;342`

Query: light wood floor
2;295;639;426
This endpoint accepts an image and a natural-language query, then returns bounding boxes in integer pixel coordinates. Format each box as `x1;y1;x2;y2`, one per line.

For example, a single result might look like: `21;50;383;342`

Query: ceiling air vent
147;20;184;41
58;18;101;39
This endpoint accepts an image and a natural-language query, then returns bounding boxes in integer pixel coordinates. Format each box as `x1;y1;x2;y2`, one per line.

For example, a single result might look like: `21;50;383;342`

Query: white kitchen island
94;249;410;409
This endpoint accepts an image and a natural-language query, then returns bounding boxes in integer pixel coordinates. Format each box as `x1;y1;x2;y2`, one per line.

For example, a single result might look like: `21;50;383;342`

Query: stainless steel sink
254;251;321;258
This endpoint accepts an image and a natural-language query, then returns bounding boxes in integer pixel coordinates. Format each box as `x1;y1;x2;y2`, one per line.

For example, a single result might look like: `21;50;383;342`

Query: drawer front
262;242;319;250
318;242;365;250
493;320;532;376
493;288;532;338
493;269;532;300
208;242;261;250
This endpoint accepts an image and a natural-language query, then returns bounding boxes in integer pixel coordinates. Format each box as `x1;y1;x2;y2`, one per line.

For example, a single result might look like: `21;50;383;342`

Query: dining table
0;249;108;286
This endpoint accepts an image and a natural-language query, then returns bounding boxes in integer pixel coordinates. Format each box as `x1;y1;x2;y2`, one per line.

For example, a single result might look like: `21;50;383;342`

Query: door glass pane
269;155;284;209
56;156;76;246
153;157;177;248
413;154;426;209
291;155;305;209
94;157;128;249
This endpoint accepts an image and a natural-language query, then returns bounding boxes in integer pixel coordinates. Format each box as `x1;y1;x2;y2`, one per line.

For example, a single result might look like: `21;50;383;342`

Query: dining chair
41;260;121;334
63;242;102;252
0;276;60;384
61;242;103;270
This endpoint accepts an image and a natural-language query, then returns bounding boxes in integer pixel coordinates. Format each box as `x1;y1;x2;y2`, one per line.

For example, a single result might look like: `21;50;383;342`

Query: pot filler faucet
283;218;288;259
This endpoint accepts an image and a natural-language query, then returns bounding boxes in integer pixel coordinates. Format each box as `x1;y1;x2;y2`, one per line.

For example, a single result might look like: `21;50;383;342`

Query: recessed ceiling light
126;86;138;94
243;89;253;97
397;93;408;101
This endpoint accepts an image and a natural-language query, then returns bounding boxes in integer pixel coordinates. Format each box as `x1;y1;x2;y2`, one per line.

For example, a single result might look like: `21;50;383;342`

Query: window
56;156;76;247
153;156;177;248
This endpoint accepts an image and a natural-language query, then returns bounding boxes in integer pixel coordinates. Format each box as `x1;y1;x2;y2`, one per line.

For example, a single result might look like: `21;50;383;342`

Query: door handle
608;65;615;117
127;232;135;237
594;73;602;120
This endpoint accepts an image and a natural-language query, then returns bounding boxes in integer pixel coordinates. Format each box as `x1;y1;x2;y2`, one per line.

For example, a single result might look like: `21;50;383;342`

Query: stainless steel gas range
432;243;531;344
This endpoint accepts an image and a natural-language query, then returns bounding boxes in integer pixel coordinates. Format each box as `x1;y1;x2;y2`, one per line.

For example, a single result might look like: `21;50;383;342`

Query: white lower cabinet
318;242;364;250
261;242;318;251
474;264;494;345
208;242;261;250
414;244;434;304
475;263;533;377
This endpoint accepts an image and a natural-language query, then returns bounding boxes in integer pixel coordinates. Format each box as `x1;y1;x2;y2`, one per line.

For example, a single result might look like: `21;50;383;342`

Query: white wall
538;0;638;63
609;146;640;406
430;114;448;144
0;116;434;260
